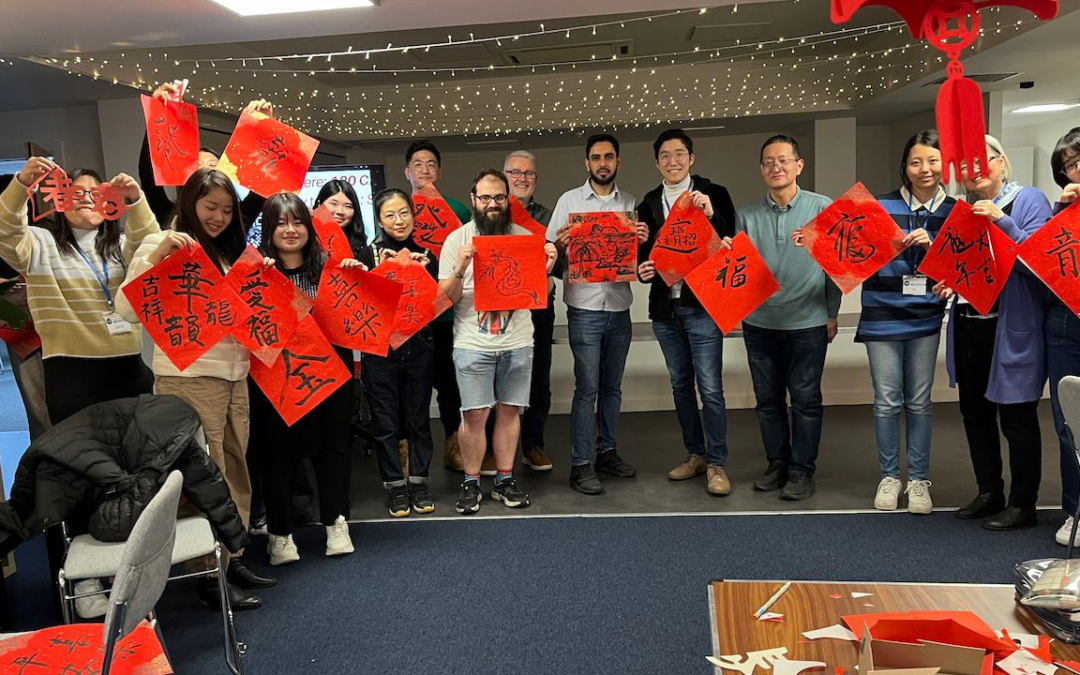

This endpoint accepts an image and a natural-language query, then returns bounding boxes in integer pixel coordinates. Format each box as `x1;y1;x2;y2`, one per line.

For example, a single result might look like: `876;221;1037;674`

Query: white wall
1002;118;1078;202
0;105;105;172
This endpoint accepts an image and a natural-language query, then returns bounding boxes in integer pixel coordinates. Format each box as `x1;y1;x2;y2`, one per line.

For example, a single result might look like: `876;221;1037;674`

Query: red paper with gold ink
311;204;355;262
311;263;403;356
0;620;172;674
509;196;548;237
473;234;548;311
224;245;313;366
141;93;200;186
651;191;722;286
411;184;462;258
919;199;1018;316
248;314;350;426
684;232;780;334
219;113;319;197
1020;202;1080;317
799;183;906;295
566;211;638;284
370;249;452;349
122;244;251;371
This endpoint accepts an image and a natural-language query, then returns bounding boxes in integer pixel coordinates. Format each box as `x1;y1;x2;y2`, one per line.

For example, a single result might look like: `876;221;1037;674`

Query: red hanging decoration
831;0;1059;182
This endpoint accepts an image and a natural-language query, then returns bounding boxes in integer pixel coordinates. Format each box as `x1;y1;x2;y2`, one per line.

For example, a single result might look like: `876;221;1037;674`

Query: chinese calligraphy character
827;212;876;264
245;312;280;347
167;262;213;313
327;273;361;310
1046;226;1080;279
343;303;381;339
657;220;699;253
257;135;288;169
204;300;237;328
152;115;190;170
281;350;334;406
715;254;748;288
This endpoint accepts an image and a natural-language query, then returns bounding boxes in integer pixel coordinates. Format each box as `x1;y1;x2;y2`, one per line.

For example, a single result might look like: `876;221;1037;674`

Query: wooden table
708;580;1080;674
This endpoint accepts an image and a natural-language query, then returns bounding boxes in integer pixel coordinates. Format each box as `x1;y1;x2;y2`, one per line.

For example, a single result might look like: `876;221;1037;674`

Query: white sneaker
325;515;355;556
906;479;933;515
73;578;110;619
267;534;300;566
1056;517;1080;546
874;477;902;511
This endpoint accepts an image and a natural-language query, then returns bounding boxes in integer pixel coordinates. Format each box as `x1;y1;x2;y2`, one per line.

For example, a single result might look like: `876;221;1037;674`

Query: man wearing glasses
736;135;840;501
439;169;558;514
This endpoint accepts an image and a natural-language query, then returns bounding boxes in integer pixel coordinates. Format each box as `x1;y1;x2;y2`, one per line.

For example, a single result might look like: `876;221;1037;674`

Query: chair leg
57;568;73;625
214;543;245;675
101;601;127;675
148;609;173;668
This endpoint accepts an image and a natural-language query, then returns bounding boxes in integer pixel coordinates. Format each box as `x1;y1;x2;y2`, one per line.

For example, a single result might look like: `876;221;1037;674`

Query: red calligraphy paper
509;196;548;237
312;263;403;356
224;245;313;366
311;204;355;262
651;192;723;286
799;183;907;295
841;611;1016;660
219;113;319;197
0;322;41;359
0;620;171;675
411;184;462;259
684;232;780;334
248;314;350;426
370;249;452;349
566;211;638;283
141;93;200;186
122;244;252;371
27;166;72;223
1019;202;1080;317
919;200;1018;316
473;234;548;311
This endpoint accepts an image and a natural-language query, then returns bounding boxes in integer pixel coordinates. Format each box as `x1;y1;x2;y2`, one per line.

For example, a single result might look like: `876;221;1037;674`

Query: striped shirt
855;187;956;342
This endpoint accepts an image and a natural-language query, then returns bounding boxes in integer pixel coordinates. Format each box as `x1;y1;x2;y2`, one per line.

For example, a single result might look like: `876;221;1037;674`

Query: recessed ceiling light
207;0;376;17
1011;103;1080;114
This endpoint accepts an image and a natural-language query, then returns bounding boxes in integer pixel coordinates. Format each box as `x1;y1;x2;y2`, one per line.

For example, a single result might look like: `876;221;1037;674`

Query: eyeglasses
761;158;800;170
409;161;438;172
505;169;537;180
657;151;690;163
473;194;508;205
1063;156;1080;178
381;209;413;222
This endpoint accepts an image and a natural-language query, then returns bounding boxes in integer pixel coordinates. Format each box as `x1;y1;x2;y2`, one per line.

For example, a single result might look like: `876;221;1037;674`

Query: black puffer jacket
0;395;248;554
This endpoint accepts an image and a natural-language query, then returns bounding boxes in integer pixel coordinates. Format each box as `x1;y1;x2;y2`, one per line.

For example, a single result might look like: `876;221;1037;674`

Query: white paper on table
995;631;1048;651
708;647;790;675
996;649;1057;675
801;625;858;641
851;592;874;599
772;659;827;675
758;612;784;622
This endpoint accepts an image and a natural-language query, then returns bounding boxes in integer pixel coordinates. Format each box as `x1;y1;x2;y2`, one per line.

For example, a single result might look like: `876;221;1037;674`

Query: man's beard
473;205;512;235
590;167;617;186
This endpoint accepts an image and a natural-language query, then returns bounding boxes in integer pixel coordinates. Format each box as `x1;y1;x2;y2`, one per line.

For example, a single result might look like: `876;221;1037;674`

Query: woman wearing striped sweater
857;131;956;514
0;157;159;424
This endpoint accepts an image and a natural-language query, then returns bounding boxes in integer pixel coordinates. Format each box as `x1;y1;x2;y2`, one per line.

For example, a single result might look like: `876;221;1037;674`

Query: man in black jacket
637;129;737;496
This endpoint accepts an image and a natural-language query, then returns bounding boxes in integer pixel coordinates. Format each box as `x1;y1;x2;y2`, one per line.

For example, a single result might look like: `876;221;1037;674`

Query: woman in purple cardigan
934;135;1053;531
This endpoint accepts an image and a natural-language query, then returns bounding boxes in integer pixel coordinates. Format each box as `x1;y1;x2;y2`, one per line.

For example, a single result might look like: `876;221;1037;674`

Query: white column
96;98;145;179
812;117;857;199
985;90;1005;139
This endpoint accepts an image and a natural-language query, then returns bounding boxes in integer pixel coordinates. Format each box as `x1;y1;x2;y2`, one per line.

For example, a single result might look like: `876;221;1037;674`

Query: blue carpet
6;511;1069;674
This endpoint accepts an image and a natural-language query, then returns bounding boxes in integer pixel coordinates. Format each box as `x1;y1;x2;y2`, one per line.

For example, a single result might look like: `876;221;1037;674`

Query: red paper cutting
311;204;355;262
90;181;131;220
224;245;313;366
800;183;907;295
311;263;403;356
473;234;548;311
651;191;723;286
220;113;319;197
919;200;1018;316
141;93;200;186
248;314;350;426
370;249;452;349
411;184;462;259
684;232;781;334
566;211;638;284
0;620;171;675
509;196;548;237
122;244;252;371
841;611;1017;660
1019;202;1080;318
27;166;72;223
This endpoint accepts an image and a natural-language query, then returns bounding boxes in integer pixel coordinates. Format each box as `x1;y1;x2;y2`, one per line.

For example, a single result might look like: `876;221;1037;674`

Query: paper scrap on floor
803;625;859;642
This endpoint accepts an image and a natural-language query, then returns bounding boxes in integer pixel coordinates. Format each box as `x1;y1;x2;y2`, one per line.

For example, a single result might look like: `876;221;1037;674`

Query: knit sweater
0;177;160;359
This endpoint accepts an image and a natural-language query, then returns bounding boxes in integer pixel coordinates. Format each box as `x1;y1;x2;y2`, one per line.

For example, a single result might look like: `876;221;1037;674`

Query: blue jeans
653;306;728;466
865;333;939;480
568;307;633;466
742;323;828;475
1047;301;1080;515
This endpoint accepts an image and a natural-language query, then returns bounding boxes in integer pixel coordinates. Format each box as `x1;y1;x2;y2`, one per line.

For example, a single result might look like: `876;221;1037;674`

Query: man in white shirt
546;134;649;495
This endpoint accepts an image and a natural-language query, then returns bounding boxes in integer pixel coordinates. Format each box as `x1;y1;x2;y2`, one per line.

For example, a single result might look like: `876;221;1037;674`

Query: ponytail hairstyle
52;169;124;266
258;193;326;288
171;168;247;272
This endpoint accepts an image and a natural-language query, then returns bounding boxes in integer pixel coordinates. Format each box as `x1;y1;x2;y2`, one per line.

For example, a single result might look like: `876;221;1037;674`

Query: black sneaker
779;472;815;501
387;485;412;517
753;462;788;492
492;478;531;508
455;480;482;515
594;449;636;477
409;482;436;514
570;464;605;495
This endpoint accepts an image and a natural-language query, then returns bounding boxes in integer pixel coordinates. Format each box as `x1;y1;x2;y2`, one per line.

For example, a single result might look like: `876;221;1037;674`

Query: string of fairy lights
23;2;1044;141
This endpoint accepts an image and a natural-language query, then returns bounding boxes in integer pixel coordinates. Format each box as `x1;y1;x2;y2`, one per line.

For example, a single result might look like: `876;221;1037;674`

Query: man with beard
547;134;649;495
439;169;558;514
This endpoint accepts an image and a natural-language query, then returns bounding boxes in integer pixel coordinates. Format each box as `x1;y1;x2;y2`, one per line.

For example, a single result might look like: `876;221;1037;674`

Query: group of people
3;80;1080;615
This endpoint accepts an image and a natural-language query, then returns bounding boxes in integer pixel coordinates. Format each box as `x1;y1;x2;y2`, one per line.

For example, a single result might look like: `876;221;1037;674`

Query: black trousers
262;452;350;535
521;297;555;449
42;354;154;425
362;334;435;483
954;312;1042;508
431;320;461;437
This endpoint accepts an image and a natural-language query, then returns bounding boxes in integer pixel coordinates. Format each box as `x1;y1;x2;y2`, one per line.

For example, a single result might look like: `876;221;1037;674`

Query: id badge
902;275;928;296
103;311;133;335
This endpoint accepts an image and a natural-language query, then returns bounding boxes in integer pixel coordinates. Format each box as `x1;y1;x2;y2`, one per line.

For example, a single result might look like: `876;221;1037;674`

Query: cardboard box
859;629;994;675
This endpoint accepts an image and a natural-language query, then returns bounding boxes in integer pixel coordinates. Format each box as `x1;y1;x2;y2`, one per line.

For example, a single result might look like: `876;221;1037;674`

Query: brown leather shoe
443;433;463;472
668;454;707;481
707;465;731;496
480;452;497;477
398;438;410;477
523;446;553;471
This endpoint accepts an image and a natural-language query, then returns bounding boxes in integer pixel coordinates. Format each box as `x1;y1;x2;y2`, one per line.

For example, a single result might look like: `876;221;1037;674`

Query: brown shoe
523;446;553;471
480;452;497;477
443;433;463;472
668;454;707;481
707;465;731;496
398;439;410;477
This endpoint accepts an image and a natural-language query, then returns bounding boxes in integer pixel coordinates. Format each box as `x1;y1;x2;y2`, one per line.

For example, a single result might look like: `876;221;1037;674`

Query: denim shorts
452;347;533;410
